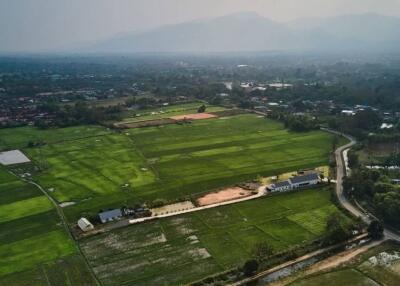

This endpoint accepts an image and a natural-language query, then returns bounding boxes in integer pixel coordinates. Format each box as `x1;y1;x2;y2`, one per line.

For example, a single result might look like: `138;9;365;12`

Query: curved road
323;128;400;241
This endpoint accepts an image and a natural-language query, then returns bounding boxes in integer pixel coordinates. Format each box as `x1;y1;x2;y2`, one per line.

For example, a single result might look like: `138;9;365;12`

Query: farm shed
267;172;320;192
289;172;320;188
78;217;94;232
267;180;292;192
99;209;123;223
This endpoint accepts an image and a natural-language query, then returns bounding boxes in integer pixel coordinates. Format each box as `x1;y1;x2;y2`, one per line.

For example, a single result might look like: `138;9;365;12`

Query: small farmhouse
77;217;94;232
269;180;292;192
290;173;320;188
267;172;320;193
99;209;122;223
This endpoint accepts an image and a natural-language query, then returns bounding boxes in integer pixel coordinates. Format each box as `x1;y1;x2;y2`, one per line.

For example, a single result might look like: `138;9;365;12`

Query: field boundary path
8;171;101;286
322;128;400;242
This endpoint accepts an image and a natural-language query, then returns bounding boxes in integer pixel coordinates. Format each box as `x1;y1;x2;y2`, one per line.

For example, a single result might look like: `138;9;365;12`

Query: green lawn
0;168;96;285
80;188;349;286
18;114;336;222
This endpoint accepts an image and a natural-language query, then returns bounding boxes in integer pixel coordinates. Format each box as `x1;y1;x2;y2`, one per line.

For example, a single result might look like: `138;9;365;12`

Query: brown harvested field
170;113;217;121
197;187;253;206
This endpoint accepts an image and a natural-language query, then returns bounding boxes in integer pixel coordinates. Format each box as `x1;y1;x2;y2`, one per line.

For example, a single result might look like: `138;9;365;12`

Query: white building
267;172;320;193
341;110;355;116
77;217;94;232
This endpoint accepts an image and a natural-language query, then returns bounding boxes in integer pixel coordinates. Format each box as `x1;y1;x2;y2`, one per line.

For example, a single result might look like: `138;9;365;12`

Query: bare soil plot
0;150;30;165
170;113;217;121
197;187;253;206
151;201;195;215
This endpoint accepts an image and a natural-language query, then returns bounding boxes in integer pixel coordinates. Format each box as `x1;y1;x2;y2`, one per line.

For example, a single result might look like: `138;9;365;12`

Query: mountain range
87;12;400;53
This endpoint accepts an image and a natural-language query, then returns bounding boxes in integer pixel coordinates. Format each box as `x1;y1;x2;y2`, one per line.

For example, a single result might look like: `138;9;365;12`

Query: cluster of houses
266;171;320;193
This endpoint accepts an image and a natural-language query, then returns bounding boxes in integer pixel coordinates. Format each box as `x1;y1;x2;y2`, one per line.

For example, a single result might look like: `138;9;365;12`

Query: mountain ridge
86;12;400;53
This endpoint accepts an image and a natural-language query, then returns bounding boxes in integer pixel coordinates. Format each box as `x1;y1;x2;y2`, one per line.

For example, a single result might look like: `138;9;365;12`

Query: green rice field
0;167;96;285
3;113;337;222
79;188;348;286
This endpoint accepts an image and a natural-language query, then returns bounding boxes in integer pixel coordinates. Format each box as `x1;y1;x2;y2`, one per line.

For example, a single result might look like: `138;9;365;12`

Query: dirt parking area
197;187;253;206
170;113;217;121
151;201;195;216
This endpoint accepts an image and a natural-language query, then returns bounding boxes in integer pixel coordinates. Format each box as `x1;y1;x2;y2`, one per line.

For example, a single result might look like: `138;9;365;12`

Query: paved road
323;128;400;241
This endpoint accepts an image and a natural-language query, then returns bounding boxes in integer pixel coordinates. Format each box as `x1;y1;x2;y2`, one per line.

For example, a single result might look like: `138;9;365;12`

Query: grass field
291;241;400;286
79;188;348;286
12;113;337;222
0;167;96;285
0;125;110;151
120;102;226;123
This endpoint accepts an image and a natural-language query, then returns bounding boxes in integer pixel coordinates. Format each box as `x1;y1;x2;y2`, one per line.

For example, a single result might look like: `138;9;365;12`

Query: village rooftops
289;172;319;184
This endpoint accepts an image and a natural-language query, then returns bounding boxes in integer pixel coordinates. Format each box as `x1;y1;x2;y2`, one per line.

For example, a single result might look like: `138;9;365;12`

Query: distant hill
87;12;400;53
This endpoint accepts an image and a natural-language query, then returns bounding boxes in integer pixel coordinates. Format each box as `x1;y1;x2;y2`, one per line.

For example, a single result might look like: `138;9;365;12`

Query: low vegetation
2;113;336;222
291;241;400;286
0;168;96;285
79;188;351;286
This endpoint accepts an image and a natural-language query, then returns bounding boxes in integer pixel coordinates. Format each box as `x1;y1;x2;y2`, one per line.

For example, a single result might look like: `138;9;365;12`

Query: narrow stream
257;256;321;285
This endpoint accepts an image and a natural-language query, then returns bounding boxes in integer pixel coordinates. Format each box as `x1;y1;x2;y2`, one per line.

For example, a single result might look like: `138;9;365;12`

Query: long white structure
267;172;320;192
0;150;31;165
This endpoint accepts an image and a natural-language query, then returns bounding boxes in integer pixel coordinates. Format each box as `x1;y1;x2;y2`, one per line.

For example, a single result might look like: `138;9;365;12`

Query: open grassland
120;102;226;123
16;113;336;222
0;125;110;151
0;168;96;285
291;241;400;286
80;188;349;286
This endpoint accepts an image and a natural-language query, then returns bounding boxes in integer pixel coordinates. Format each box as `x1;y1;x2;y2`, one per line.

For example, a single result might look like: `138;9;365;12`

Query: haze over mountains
87;12;400;54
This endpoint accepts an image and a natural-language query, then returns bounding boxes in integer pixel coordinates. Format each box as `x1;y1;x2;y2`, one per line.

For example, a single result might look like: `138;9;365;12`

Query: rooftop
99;209;122;222
272;180;291;188
289;172;319;184
0;150;31;165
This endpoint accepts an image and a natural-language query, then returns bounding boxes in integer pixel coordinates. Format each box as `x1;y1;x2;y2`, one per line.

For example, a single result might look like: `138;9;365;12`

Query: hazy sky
1;0;400;52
